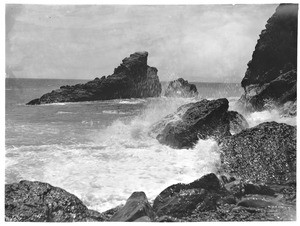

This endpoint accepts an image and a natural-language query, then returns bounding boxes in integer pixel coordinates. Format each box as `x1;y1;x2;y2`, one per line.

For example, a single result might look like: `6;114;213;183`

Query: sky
6;4;278;82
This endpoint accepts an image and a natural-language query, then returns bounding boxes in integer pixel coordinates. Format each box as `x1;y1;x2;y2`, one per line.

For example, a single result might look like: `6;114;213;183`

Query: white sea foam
56;111;77;114
102;110;127;115
5;96;296;213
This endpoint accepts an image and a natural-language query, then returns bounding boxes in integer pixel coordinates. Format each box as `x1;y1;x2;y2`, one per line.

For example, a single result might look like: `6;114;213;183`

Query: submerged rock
220;121;296;185
165;78;198;97
27;51;162;105
5;180;103;222
109;192;155;222
239;4;298;112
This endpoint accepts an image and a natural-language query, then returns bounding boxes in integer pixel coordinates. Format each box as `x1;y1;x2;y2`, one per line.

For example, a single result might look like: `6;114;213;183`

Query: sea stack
27;51;162;105
164;78;198;97
239;4;297;113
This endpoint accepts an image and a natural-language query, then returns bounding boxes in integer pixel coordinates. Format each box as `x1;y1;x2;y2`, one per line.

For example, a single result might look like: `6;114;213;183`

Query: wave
6;96;296;212
56;111;77;115
102;110;128;115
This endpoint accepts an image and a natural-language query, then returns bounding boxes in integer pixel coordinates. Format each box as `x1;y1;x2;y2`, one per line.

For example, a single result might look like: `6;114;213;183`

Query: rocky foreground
27;51;162;105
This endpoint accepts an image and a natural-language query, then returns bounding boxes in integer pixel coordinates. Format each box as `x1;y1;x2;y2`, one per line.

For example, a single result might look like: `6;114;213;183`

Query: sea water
5;78;296;212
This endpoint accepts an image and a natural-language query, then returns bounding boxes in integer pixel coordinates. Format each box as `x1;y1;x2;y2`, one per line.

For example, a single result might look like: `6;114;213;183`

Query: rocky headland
239;4;297;114
27;51;162;105
164;78;198;97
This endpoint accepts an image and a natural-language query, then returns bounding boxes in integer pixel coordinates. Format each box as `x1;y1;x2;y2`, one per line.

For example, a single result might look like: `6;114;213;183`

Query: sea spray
6;93;296;213
229;100;296;127
6;96;222;212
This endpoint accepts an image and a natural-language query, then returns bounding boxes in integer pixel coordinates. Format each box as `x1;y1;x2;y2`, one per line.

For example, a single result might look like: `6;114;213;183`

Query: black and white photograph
4;0;298;222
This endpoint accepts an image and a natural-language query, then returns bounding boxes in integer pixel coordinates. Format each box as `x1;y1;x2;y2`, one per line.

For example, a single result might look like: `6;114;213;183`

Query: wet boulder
165;78;198;97
109;192;155;222
150;98;231;149
5;180;103;222
152;173;228;218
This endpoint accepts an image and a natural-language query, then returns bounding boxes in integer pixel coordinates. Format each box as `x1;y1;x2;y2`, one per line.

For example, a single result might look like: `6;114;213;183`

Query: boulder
165;78;198;97
239;4;298;112
152;173;228;218
220;121;296;185
150;98;242;149
109;192;155;222
5;180;103;222
27;51;162;105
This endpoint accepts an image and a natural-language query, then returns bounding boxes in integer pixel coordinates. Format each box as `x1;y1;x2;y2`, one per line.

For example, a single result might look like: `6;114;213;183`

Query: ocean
5;78;296;212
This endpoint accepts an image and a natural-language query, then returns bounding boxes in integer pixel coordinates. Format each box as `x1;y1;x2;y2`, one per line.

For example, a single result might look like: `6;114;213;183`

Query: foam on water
6;96;221;212
5;95;296;213
244;109;296;127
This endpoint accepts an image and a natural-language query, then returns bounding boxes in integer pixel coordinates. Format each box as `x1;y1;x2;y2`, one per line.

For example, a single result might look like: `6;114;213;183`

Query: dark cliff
240;4;298;112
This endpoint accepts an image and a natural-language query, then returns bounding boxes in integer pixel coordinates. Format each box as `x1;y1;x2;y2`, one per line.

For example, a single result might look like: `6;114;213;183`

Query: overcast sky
6;4;277;82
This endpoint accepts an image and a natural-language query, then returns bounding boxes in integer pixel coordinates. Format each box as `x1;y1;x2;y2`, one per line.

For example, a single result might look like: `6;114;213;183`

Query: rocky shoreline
5;99;297;221
6;3;297;222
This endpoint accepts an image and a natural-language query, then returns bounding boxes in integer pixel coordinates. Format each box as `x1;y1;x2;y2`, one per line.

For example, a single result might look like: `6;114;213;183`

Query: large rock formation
240;4;297;112
5;180;105;222
27;51;162;105
149;98;248;149
165;78;198;97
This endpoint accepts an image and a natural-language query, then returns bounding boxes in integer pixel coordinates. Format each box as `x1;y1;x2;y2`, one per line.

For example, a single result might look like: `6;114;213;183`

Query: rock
225;180;276;199
86;209;107;222
239;4;297;112
100;205;123;220
150;98;231;149
109;192;155;222
5;180;102;222
155;215;183;222
237;198;278;208
227;111;249;134
152;173;228;218
220;121;296;185
27;51;162;105
133;216;151;222
165;78;198;97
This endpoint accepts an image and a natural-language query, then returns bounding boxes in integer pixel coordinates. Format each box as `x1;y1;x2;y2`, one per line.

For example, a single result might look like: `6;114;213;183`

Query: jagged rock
27;51;162;105
220;121;296;185
224;180;276;198
155;215;183;222
237;198;278;208
5;180;103;222
165;78;198;97
152;173;228;218
227;111;249;134
240;4;298;112
149;98;231;149
109;192;155;222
